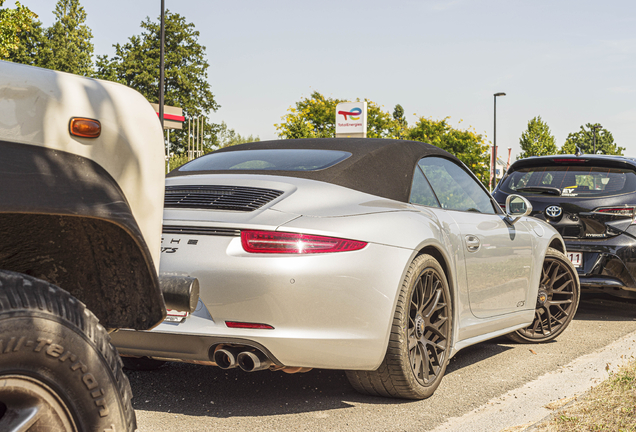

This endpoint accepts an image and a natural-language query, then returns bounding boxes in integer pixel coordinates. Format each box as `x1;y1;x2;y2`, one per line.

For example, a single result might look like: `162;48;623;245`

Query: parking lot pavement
430;327;636;432
127;293;636;432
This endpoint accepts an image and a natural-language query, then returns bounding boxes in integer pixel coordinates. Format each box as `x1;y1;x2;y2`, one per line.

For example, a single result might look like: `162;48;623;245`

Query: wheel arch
0;143;166;330
416;245;454;300
548;235;566;254
414;243;457;350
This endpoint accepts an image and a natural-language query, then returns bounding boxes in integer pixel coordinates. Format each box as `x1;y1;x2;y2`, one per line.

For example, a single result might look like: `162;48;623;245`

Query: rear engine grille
165;185;284;211
162;226;240;237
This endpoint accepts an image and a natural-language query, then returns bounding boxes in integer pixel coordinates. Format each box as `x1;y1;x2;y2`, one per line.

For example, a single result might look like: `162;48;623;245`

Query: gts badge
160;237;199;253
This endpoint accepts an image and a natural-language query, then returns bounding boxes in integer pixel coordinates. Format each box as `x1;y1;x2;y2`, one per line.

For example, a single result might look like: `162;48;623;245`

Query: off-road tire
346;254;452;399
506;247;580;344
0;270;136;432
122;356;166;371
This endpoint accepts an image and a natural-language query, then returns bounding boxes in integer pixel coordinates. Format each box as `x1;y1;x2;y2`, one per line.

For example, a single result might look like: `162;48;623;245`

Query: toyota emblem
545;205;563;218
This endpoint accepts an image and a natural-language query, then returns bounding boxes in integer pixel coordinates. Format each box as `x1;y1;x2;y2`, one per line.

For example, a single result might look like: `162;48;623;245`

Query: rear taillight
241;230;367;254
595;206;636;223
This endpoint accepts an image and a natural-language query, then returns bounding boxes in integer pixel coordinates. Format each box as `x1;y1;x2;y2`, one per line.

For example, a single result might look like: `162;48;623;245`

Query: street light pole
492;92;506;192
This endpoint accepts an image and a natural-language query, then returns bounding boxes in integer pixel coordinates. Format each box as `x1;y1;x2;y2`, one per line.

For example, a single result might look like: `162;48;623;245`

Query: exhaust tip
237;350;272;372
213;348;239;369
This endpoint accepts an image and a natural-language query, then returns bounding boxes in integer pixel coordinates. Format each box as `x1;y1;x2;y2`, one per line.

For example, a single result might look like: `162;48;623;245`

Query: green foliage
0;0;37;58
392;104;408;139
39;0;94;76
561;123;625;155
166;153;189;174
4;16;48;66
366;100;396;138
216;121;260;149
95;10;219;153
407;117;490;185
518;116;557;159
275;91;402;139
275;91;341;139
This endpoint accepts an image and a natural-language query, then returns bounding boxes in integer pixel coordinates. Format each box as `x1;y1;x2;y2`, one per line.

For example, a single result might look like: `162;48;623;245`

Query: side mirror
505;194;533;225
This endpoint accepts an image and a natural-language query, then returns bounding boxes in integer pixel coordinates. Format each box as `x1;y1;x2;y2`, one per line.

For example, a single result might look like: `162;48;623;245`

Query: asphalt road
127;293;636;432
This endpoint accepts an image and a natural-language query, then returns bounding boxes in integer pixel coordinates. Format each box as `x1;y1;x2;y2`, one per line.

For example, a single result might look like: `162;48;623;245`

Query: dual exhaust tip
213;346;272;372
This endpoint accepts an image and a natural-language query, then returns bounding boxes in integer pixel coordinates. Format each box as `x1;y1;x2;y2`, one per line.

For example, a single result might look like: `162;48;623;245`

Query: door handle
465;235;480;252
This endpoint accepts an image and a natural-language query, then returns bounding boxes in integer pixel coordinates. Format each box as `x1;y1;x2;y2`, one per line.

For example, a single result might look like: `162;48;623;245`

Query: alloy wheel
517;256;576;340
408;268;450;385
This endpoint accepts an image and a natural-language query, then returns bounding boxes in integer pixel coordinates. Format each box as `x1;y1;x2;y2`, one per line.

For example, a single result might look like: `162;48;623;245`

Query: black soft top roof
169;138;458;202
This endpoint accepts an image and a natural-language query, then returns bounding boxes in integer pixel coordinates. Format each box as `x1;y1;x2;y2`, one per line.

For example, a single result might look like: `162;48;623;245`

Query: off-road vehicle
0;61;196;431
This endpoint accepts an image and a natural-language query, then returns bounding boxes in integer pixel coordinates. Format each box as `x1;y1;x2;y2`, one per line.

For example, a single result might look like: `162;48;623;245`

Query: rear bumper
565;234;636;292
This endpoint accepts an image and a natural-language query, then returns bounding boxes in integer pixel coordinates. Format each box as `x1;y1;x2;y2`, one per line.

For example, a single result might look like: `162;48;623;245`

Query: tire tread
0;270;136;431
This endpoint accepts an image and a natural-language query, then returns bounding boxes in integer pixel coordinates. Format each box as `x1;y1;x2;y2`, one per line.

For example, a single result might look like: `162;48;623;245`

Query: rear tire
506;247;580;343
346;254;452;399
0;270;136;432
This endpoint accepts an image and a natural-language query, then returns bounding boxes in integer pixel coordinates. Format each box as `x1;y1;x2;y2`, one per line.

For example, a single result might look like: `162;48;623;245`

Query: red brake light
225;321;274;329
596;207;635;216
69;117;101;138
551;158;587;163
241;230;367;254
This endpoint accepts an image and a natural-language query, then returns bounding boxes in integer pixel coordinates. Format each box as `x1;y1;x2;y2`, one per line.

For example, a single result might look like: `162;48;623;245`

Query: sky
20;0;636;159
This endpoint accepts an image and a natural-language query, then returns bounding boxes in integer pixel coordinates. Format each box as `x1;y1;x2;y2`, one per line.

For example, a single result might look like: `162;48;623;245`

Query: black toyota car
493;154;636;299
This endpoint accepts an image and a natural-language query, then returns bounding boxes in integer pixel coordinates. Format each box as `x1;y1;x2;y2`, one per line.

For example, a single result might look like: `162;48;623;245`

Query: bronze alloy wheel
346;254;452;399
408;266;450;385
507;247;580;343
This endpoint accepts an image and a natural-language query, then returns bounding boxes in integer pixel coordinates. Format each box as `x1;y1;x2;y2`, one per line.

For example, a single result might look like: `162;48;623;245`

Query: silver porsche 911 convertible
112;138;580;400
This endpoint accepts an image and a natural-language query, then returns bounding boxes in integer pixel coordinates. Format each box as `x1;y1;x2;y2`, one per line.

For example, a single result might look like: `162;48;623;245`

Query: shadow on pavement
127;363;413;419
574;293;636;322
126;289;636;420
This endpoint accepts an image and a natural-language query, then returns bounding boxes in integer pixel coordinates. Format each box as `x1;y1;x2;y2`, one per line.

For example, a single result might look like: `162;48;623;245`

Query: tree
517;116;557;159
407;117;490;185
275;91;401;139
39;0;93;76
216;121;260;150
392;104;408;139
560;123;624;155
96;10;219;153
0;0;38;58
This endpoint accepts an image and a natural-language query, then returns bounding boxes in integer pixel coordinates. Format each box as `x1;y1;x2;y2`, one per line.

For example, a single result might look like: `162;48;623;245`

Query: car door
417;157;534;318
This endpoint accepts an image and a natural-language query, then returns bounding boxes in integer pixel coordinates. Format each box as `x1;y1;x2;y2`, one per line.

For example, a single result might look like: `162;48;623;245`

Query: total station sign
335;102;367;138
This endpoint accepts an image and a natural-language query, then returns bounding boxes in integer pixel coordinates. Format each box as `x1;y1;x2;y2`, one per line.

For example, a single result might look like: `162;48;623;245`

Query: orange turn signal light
70;117;101;138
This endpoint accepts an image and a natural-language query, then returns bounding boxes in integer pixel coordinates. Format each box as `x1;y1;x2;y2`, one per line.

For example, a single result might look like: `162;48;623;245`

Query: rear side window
409;167;440;207
418;157;496;214
179;149;352;172
500;166;636;197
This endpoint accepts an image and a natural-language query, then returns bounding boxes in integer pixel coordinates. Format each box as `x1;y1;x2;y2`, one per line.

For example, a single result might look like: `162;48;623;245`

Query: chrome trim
162;226;240;236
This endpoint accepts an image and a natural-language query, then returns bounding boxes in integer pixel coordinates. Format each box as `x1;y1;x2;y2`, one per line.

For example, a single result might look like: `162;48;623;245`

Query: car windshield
179;149;352;172
500;165;636;197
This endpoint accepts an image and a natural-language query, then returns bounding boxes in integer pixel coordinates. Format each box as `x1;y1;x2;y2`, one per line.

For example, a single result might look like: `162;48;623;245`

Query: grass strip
533;358;636;431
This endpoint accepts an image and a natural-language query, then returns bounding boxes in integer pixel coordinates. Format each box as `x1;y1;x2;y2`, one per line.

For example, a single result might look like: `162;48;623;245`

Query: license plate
164;309;188;323
567;252;582;268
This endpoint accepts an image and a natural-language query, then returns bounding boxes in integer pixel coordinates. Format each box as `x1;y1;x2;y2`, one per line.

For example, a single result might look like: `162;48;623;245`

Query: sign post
335;102;367;138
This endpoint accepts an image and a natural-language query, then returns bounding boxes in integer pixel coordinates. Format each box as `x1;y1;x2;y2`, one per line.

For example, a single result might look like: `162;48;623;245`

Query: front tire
346;254;452;399
506;247;580;343
0;271;136;432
